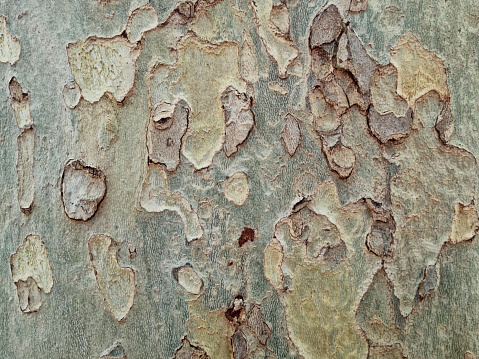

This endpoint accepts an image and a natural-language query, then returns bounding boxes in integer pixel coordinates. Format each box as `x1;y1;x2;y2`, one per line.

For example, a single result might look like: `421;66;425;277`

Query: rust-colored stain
238;227;255;247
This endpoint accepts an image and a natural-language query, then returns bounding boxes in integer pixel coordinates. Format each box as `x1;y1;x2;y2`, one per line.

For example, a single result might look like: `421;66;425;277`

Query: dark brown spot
238;227;255;247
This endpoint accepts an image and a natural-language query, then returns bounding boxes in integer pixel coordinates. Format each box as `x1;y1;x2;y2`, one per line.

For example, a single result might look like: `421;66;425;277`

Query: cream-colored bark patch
251;0;299;78
16;129;34;215
9;77;33;130
268;82;288;96
67;36;140;103
140;163;203;242
224;171;249;206
322;140;356;179
0;16;21;64
126;4;158;43
62;79;81;109
449;203;479;244
239;33;260;84
222;86;255;157
390;31;450;105
100;342;127;359
263;237;284;291
149;35;246;169
10;235;53;313
88;235;136;322
186;301;235;359
61;160;107;221
176;265;203;295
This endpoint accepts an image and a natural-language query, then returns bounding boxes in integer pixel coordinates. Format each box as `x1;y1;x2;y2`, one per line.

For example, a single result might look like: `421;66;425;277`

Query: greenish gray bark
1;0;479;358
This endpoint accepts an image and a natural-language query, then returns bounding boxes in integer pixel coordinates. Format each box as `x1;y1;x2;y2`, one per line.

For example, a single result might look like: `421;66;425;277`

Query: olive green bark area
350;0;479;196
264;180;383;359
1;0;479;358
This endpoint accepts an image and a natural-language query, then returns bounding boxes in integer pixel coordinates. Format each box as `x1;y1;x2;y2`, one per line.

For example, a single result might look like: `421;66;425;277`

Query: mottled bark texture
1;0;479;358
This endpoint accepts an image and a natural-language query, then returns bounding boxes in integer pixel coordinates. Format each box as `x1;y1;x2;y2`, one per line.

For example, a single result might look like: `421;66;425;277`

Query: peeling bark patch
186;304;235;358
310;5;344;48
66;36;140;103
149;35;247;169
264;181;378;358
88;235;136;322
449;202;479;244
370;64;408;118
174;337;209;359
9;77;33;129
323;141;356;179
367;106;413;143
311;47;333;81
17;129;34;214
239;34;259;84
247;306;271;345
263;237;284;291
173;265;203;295
268;81;288;96
270;4;290;36
337;26;378;96
366;215;395;258
238;227;255;247
147;100;189;171
62;79;81;109
309;87;340;133
465;352;477;359
10;235;53;313
127;243;137;259
308;11;376;182
281;113;301;156
223;171;249;206
61;160;106;221
140;163;203;242
0;16;21;64
100;341;127;358
356;270;403;347
349;0;368;14
177;2;195;19
222;86;255;157
232;330;247;359
390;31;450;105
125;4;158;43
317;71;355;116
418;264;437;299
251;0;298;78
435;102;454;143
12;78;35;214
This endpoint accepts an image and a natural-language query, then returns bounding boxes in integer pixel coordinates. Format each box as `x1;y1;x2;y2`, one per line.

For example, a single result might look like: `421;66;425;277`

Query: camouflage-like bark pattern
1;0;479;358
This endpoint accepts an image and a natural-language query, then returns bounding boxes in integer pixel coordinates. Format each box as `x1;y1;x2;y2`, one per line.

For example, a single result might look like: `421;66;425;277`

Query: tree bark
1;0;478;358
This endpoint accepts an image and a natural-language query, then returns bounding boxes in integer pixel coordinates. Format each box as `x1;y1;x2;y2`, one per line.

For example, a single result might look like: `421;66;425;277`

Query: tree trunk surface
1;0;478;358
